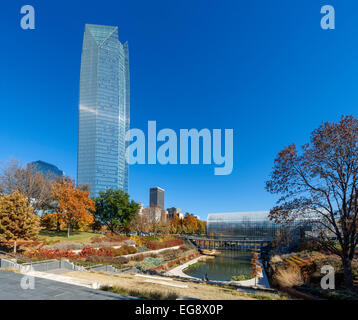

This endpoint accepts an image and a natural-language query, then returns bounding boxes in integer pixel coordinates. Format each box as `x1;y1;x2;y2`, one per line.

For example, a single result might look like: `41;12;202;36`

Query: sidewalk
164;256;202;279
0;270;137;300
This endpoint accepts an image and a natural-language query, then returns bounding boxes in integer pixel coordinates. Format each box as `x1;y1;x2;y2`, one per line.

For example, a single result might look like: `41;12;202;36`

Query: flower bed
25;244;137;261
135;257;164;271
144;238;184;250
153;252;201;271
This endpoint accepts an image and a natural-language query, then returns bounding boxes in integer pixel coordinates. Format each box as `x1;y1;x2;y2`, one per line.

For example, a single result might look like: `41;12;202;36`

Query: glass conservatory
206;211;310;240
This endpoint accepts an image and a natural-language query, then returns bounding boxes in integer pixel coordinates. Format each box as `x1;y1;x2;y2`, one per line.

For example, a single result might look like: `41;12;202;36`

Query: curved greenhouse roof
206;211;313;240
207;211;270;222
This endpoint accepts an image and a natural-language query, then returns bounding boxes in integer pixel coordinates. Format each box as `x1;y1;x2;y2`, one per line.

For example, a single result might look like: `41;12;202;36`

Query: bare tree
0;159;55;211
266;116;358;289
130;212;152;234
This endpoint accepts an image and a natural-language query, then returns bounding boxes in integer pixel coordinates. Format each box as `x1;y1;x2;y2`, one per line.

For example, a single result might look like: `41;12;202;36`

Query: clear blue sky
1;0;357;220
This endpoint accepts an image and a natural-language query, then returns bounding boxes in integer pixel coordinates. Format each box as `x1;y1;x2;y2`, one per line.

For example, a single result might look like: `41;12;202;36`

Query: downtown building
27;160;64;181
150;187;165;209
77;24;130;196
140;187;168;222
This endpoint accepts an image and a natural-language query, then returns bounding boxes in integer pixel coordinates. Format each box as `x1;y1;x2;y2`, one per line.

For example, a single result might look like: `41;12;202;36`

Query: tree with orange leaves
183;213;198;234
250;246;262;287
51;177;95;237
170;214;180;233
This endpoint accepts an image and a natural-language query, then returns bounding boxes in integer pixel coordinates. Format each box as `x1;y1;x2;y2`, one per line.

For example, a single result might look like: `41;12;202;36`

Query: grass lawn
38;229;105;243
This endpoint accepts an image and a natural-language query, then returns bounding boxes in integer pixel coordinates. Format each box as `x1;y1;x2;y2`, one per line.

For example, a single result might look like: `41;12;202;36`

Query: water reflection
183;251;252;281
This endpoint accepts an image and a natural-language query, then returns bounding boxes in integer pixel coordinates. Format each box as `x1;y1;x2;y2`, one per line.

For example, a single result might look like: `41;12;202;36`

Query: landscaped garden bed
4;232;189;273
269;250;358;300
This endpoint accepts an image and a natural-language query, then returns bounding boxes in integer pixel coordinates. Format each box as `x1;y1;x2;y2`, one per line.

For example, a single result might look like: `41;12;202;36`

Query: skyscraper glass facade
28;160;64;181
78;24;129;196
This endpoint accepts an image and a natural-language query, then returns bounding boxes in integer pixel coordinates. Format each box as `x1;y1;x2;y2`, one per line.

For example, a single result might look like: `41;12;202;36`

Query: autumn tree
250;246;262;286
41;213;64;231
52;177;95;237
0;159;55;211
183;213;198;234
266;115;358;289
156;220;171;235
92;189;140;234
130;212;152;233
197;220;207;235
170;214;180;233
0;191;40;253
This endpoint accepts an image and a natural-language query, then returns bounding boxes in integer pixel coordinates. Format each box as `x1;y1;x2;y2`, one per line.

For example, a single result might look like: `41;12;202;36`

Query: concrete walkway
164;256;202;279
0;270;138;300
22;270;101;289
123;245;181;259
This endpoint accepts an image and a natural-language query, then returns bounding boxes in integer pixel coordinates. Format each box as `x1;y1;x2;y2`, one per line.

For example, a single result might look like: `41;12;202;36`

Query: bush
135;257;164;271
130;254;144;262
274;264;303;288
137;245;149;253
160;250;178;261
79;246;114;257
112;256;129;264
178;245;189;252
231;274;252;281
112;245;137;256
90;234;129;243
85;255;113;264
144;238;183;250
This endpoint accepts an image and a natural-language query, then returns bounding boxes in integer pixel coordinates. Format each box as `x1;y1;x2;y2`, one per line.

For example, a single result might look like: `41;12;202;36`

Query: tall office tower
150;187;165;209
27;160;64;181
77;24;130;196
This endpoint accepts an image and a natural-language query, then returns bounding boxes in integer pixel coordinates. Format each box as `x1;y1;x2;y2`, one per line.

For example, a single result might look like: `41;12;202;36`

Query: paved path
0;271;137;300
164;256;202;279
123;245;181;259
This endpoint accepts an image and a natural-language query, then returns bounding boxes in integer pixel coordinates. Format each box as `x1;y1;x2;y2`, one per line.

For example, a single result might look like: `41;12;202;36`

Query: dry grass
274;265;304;288
61;270;256;300
102;285;179;300
270;255;283;263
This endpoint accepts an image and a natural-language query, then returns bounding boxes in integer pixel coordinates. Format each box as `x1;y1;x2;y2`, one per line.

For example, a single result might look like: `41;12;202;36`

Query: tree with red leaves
266;115;358;289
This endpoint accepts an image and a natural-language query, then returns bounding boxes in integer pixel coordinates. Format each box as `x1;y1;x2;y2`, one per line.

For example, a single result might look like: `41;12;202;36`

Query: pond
183;251;252;281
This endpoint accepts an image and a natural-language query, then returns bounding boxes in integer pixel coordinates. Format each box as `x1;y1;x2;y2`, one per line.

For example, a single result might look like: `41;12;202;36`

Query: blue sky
1;0;357;220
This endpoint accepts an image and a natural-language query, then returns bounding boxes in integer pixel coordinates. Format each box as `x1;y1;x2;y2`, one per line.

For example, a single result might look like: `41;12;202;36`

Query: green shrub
135;257;164;271
231;274;252;281
137;245;149;253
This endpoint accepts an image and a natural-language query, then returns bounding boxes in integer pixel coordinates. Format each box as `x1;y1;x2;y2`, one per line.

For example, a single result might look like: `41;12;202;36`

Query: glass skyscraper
77;24;129;196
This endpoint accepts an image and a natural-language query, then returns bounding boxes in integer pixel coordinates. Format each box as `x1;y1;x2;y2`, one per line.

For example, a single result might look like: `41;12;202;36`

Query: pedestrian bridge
188;237;271;251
